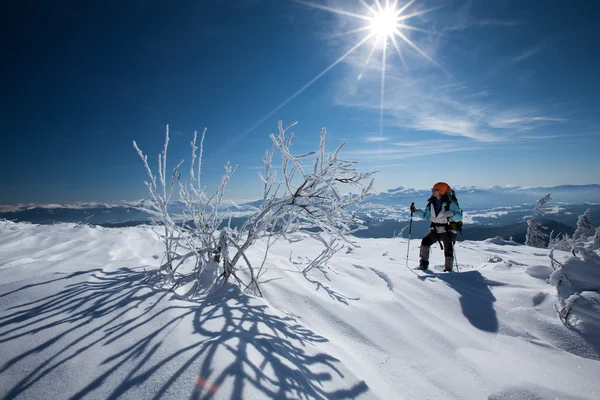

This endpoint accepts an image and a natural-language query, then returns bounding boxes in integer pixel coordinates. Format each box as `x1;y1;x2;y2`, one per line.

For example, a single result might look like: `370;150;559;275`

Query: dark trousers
421;229;454;258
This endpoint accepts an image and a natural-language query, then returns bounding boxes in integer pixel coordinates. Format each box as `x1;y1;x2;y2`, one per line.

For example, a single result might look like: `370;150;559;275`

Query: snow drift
1;221;599;399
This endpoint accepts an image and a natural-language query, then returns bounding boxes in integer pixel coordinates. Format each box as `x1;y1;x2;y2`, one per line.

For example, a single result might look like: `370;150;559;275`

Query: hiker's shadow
420;270;502;333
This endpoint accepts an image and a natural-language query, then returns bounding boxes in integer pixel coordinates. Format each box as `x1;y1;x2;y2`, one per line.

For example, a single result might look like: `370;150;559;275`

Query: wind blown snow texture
1;222;599;399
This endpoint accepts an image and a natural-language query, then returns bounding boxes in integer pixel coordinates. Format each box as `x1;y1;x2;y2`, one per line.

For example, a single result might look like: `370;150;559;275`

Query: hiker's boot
444;256;454;272
419;246;430;270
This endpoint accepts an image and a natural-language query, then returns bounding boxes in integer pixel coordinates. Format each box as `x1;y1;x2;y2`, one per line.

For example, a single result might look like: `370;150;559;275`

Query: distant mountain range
363;184;600;233
366;184;600;214
354;218;576;247
1;184;599;244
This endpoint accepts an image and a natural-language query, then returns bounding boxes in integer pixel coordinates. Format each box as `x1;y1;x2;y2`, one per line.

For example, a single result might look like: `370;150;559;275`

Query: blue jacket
414;195;463;223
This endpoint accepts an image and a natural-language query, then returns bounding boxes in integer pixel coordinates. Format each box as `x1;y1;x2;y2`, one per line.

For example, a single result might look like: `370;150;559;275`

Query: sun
241;1;445;144
369;6;398;39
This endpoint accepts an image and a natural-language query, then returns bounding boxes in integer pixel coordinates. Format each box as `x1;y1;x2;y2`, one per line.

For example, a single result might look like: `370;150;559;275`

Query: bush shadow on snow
419;270;502;333
0;267;369;399
302;265;361;305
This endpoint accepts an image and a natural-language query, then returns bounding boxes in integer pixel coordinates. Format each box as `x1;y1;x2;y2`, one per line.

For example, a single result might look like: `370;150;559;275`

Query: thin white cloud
332;53;566;144
372;163;406;169
484;40;550;78
520;134;566;140
444;19;521;32
510;42;547;65
412;116;487;141
344;139;483;162
442;0;521;32
473;19;521;27
364;136;388;142
489;116;567;129
520;132;597;141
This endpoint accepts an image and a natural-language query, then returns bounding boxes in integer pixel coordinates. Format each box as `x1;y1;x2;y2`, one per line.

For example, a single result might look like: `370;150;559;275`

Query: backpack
447;188;461;210
445;188;463;236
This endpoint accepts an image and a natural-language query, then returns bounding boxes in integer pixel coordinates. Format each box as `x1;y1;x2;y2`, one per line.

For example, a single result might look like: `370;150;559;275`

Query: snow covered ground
1;222;599;399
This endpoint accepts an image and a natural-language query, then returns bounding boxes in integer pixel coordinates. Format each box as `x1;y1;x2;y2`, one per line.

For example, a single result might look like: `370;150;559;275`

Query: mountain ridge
3;184;599;212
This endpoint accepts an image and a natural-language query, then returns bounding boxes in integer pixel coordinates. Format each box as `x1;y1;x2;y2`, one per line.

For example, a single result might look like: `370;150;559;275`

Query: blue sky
2;0;599;204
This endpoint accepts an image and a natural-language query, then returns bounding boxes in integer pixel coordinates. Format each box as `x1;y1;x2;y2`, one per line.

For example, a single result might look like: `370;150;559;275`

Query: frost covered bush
595;227;600;250
134;125;229;293
484;255;503;263
134;121;377;297
549;209;596;252
1;219;19;230
549;248;600;339
548;231;573;252
525;193;551;248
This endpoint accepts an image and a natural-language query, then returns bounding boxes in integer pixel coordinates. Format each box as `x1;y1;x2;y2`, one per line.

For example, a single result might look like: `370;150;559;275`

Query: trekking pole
405;203;414;269
454;241;460;273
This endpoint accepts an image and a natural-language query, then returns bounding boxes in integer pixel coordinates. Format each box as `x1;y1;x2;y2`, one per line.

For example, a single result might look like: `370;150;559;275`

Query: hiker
410;182;463;271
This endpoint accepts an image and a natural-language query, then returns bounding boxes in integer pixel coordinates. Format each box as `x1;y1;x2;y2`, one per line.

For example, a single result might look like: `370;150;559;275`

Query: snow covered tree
526;219;548;248
594;227;600;250
573;208;594;241
134;121;377;298
525;193;551;248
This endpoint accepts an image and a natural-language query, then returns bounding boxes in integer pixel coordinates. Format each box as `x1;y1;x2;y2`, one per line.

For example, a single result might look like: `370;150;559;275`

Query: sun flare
247;1;444;144
369;6;398;39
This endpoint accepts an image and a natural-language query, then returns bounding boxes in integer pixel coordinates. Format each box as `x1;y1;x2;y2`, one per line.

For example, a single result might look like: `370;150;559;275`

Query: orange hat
432;182;450;195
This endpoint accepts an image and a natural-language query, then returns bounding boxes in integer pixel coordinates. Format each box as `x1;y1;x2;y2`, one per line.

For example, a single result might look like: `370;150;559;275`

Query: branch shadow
0;269;103;299
419;270;501;333
0;267;370;399
302;266;360;305
185;284;367;400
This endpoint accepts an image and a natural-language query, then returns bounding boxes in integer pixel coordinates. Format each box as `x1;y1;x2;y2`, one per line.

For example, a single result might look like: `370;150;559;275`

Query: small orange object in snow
195;376;220;393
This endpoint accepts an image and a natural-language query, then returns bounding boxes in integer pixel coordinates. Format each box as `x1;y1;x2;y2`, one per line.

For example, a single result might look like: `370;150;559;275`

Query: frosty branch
222;121;377;290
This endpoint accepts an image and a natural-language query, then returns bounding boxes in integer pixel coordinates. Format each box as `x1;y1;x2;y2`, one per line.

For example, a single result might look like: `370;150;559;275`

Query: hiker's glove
443;211;454;218
410;204;417;213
